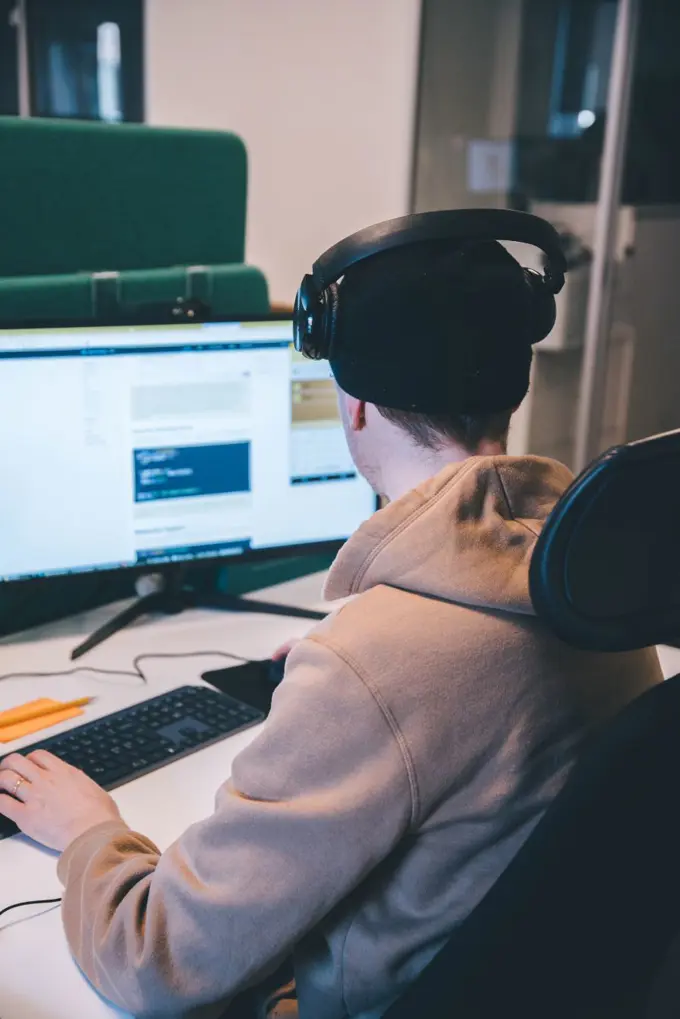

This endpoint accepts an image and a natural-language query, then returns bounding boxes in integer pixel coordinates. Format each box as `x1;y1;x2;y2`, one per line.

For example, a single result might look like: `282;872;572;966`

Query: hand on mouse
0;749;121;852
272;639;300;661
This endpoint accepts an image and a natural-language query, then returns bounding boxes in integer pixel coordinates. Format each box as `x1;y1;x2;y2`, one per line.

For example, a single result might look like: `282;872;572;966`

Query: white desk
0;572;330;1019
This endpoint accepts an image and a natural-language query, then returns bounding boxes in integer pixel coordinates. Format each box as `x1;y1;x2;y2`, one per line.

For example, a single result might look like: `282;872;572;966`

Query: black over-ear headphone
293;208;567;360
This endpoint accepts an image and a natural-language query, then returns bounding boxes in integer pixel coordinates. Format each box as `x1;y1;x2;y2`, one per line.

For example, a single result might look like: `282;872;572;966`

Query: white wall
145;0;422;304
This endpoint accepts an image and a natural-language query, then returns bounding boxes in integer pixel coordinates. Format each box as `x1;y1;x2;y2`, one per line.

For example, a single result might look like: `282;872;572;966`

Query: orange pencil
0;697;93;729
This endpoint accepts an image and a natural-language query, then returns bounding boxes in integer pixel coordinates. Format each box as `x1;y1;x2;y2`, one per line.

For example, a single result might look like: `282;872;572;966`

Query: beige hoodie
57;456;661;1019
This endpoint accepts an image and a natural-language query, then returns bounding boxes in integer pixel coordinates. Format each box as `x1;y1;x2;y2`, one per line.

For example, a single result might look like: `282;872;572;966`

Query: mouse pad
202;661;275;715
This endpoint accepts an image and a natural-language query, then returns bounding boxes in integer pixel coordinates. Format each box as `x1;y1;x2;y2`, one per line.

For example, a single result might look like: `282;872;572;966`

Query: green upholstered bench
0;116;268;321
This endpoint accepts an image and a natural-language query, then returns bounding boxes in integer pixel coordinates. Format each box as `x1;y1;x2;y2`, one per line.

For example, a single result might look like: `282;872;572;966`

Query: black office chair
384;429;680;1019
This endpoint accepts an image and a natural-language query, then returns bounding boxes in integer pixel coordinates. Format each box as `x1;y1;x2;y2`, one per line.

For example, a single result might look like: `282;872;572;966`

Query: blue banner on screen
134;443;251;502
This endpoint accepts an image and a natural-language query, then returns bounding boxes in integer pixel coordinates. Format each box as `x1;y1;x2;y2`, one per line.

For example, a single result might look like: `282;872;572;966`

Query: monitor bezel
0;312;378;591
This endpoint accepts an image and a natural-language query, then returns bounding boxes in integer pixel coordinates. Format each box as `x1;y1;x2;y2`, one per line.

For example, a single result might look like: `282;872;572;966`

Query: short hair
375;405;513;454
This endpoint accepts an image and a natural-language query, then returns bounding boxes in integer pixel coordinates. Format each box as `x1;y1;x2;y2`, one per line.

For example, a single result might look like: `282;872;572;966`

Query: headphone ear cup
294;274;330;358
523;268;557;343
324;281;341;359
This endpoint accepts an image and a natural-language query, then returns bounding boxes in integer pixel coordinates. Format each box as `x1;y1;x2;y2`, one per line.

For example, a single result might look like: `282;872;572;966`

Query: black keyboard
0;685;264;840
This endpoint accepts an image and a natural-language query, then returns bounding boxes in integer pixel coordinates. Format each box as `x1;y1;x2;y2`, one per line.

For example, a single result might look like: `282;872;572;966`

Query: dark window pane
0;0;18;114
26;0;143;122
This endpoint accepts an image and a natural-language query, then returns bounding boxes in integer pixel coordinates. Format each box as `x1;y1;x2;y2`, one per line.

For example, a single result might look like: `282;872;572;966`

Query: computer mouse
267;656;287;687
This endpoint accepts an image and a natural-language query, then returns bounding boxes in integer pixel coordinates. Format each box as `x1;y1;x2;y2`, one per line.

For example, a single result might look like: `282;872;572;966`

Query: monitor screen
0;318;377;583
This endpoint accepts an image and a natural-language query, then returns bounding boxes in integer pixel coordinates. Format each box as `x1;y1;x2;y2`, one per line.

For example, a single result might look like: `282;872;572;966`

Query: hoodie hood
325;455;573;615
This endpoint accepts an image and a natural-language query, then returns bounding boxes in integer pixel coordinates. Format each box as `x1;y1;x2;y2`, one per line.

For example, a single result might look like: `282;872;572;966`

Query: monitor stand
70;570;326;661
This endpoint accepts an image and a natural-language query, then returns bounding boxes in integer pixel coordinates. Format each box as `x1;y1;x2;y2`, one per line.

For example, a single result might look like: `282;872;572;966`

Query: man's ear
345;395;367;431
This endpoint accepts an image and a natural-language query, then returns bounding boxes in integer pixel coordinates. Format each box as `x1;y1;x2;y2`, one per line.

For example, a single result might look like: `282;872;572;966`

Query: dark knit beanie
329;238;536;415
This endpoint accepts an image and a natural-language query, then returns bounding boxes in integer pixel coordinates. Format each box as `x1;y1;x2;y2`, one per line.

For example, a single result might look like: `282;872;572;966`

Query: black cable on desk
0;649;251;687
0;897;62;920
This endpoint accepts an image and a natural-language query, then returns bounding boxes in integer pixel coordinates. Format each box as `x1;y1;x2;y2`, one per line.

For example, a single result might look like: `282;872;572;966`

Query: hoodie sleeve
56;637;416;1019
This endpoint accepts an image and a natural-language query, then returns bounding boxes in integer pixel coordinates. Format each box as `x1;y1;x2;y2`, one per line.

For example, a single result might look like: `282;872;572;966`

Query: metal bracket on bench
91;268;212;324
91;270;122;319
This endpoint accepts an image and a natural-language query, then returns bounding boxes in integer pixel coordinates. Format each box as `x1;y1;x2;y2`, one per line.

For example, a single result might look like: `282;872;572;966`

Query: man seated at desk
0;212;661;1019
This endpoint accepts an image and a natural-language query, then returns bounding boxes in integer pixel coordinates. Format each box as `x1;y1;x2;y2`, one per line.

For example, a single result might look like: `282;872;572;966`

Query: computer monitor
0;317;377;584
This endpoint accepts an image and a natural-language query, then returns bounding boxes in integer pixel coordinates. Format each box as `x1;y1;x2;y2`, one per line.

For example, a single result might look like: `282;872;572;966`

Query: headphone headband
293;208;568;367
312;209;567;296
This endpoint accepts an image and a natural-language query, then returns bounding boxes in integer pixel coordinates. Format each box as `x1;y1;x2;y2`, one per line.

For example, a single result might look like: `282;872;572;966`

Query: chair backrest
384;675;680;1019
0;116;248;278
530;429;680;651
385;430;680;1018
